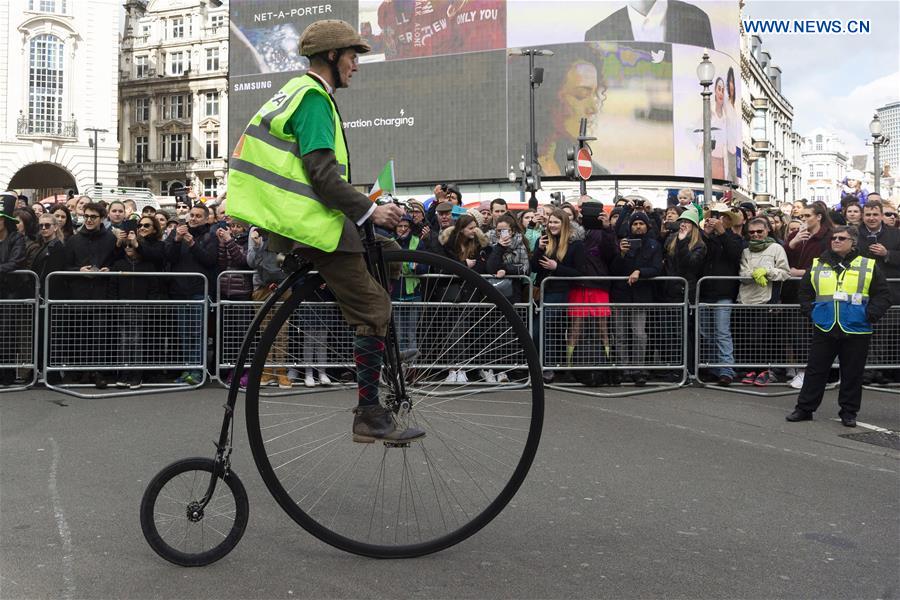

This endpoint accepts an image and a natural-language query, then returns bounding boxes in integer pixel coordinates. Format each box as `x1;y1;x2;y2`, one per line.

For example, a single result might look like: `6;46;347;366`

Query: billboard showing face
228;0;741;186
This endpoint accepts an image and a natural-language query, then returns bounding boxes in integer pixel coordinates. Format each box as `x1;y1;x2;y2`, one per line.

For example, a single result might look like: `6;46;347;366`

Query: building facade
119;0;228;199
800;129;848;206
875;101;899;191
738;34;803;207
0;0;119;198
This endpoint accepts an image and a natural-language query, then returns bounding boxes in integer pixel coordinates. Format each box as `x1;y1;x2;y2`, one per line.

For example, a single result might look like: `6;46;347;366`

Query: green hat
0;193;19;222
677;207;700;227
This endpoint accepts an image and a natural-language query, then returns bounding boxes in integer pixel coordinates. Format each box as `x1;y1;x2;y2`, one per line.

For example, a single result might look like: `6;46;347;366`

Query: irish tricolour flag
368;160;395;202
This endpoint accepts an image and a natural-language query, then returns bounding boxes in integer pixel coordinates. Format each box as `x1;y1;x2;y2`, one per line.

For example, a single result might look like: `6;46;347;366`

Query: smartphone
626;238;643;251
122;219;138;233
500;230;510;240
177;214;188;224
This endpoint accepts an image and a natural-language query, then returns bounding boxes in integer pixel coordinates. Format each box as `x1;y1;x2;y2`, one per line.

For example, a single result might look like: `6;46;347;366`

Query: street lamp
85;127;109;187
869;113;891;194
510;48;553;209
697;52;715;206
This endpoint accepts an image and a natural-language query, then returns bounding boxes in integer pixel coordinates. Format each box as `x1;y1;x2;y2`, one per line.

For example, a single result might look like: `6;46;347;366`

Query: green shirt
285;91;335;156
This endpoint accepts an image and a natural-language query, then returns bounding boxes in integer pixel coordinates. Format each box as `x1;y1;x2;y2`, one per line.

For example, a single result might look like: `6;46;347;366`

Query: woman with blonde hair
531;208;586;382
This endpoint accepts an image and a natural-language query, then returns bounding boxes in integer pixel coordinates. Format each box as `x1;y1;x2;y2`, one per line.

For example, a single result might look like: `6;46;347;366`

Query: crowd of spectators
1;185;898;390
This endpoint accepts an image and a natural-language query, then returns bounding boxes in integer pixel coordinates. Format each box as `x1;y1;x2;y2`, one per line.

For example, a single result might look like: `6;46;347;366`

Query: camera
580;201;606;230
625;238;643;251
549;191;565;206
122;219;139;233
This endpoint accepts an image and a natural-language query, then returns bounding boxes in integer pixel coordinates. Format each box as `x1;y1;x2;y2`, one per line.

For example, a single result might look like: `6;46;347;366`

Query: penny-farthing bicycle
140;217;544;563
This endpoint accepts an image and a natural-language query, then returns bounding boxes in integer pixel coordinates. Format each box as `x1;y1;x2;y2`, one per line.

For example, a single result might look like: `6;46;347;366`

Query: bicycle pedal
383;441;412;448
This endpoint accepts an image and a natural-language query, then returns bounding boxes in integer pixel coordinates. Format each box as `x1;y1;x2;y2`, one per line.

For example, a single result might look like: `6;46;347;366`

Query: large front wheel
245;249;544;558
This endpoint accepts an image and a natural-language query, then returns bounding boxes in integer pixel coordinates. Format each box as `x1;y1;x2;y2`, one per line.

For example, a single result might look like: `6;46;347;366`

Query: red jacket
785;226;832;270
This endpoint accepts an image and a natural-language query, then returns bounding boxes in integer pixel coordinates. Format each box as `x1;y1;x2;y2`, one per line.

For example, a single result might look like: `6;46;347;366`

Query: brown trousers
297;248;392;338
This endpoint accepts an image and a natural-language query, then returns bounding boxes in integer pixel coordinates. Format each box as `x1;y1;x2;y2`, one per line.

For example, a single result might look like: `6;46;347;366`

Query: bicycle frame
196;222;408;507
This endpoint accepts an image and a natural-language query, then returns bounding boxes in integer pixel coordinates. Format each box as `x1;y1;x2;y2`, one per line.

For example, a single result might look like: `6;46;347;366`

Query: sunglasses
748;229;766;235
885;212;897;217
40;223;55;229
139;223;154;229
831;235;851;241
176;204;189;209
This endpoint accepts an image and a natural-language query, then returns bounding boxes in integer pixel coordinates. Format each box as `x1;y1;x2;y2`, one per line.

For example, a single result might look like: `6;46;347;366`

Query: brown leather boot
352;405;425;444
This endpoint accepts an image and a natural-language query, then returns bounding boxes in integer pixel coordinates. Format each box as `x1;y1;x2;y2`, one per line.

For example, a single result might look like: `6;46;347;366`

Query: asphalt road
1;383;898;599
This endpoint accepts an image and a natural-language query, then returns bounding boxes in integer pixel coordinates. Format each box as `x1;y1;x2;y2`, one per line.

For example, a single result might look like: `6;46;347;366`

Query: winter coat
577;228;617;290
164;223;217;298
217;232;253;300
390;233;429;300
437;226;489;273
610;233;663;303
699;230;744;301
857;225;900;304
661;235;707;303
108;251;164;300
31;238;67;298
137;236;167;271
737;241;791;305
531;234;587;296
785;225;832;270
246;232;282;288
484;230;530;276
0;230;27;299
62;226;117;300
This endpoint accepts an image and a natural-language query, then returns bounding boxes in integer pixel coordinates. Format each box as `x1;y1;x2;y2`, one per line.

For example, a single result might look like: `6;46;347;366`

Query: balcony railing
17;117;78;140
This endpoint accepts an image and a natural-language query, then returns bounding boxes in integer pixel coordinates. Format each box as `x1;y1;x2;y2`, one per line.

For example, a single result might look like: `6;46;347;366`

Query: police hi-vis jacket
800;250;891;336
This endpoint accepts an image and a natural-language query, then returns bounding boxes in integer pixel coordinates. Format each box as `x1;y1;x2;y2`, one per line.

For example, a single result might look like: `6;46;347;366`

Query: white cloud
791;70;900;155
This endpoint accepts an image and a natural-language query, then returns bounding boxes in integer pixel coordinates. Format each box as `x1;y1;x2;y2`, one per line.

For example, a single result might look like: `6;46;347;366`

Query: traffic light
565;146;577;179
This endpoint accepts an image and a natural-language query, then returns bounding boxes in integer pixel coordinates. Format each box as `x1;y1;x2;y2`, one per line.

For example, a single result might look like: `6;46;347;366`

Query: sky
744;0;900;157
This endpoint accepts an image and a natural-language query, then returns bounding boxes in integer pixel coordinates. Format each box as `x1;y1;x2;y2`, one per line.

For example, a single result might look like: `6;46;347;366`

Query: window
204;92;219;117
134;136;148;163
161;133;188;161
29;0;67;12
205;47;220;71
168;51;185;76
808;164;813;177
160;180;169;195
203;178;217;196
134;179;149;190
205;131;219;159
140;23;151;38
134;97;150;122
210;14;225;28
28;34;65;135
162;94;190;120
135;55;148;78
170;17;184;39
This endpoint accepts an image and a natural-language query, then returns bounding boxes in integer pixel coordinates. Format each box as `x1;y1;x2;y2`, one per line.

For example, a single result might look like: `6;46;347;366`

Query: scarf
748;236;776;252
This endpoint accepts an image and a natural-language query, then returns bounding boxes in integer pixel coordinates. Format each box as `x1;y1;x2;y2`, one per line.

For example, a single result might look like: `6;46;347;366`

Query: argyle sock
354;335;385;407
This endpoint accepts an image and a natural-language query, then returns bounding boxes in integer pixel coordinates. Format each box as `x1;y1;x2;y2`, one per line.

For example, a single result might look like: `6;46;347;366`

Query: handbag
486;276;514;300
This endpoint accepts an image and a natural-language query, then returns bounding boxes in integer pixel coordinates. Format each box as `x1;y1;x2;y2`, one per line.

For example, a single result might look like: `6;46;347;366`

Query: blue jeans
700;299;735;378
176;294;205;367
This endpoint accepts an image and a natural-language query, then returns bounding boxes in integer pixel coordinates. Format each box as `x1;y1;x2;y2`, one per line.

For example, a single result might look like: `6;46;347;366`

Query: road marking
48;438;76;600
833;419;898;435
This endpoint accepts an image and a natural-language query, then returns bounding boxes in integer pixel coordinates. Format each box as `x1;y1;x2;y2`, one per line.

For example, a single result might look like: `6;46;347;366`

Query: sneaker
304;369;317;388
319;372;332;386
480;369;497;383
542;370;555;384
115;377;130;388
741;371;757;385
717;375;733;387
276;369;292;389
175;371;190;384
183;371;202;386
128;374;142;390
496;372;509;383
456;370;469;384
239;371;249;389
633;371;647;387
789;371;805;389
287;368;301;382
444;370;458;384
754;370;774;387
260;370;277;387
352;405;425;444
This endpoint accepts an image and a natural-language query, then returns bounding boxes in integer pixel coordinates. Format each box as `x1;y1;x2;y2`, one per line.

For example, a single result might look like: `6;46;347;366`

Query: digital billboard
228;0;741;186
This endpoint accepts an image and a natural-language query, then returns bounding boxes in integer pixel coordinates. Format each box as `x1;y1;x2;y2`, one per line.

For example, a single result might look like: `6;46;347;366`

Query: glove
752;267;768;287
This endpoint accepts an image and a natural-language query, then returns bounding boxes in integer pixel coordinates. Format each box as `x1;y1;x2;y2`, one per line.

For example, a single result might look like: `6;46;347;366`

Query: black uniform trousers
795;329;871;419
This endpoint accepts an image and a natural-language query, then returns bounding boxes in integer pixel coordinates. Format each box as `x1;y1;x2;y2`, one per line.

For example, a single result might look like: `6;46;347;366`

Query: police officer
228;20;422;443
786;225;891;427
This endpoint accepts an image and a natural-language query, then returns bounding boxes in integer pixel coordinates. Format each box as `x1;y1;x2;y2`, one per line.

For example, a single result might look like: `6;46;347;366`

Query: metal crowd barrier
0;270;39;393
695;276;900;397
539;276;689;398
43;272;208;399
214;271;533;393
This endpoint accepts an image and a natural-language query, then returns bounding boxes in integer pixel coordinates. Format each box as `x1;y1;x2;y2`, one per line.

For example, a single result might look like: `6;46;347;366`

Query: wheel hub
186;501;204;522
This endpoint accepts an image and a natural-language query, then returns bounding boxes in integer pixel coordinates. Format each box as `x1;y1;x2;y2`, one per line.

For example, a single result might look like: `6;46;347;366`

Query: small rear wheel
140;457;249;567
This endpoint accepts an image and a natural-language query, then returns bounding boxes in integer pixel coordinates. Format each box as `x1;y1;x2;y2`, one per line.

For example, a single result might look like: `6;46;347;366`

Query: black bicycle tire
245;249;544;558
140;457;250;567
